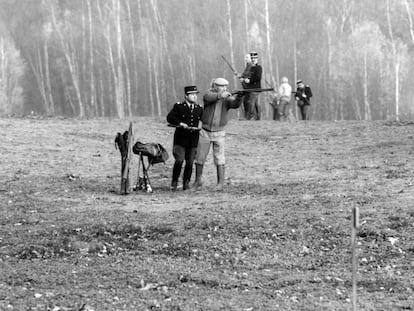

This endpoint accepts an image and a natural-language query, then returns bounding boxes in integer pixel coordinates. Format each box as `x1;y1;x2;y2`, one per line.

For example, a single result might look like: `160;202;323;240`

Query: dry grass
0;117;413;310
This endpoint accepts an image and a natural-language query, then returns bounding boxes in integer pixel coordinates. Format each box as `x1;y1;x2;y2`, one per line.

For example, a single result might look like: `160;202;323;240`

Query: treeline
0;0;413;120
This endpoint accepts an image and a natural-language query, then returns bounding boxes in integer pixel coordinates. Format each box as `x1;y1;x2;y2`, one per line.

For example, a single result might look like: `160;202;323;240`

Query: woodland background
0;0;414;120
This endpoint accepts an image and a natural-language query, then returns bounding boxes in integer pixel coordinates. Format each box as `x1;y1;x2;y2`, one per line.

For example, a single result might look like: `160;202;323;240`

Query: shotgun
221;55;239;76
231;88;274;96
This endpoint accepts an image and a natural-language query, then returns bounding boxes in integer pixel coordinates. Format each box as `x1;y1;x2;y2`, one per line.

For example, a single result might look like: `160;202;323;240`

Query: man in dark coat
166;86;203;190
295;80;313;120
239;52;262;120
237;53;252;119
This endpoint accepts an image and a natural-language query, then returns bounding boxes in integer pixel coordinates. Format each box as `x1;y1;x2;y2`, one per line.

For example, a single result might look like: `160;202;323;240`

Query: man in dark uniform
167;85;203;190
239;52;262;120
237;53;252;119
295;80;313;120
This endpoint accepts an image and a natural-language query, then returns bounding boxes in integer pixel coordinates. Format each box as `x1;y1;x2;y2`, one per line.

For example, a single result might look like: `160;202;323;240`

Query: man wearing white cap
193;78;243;190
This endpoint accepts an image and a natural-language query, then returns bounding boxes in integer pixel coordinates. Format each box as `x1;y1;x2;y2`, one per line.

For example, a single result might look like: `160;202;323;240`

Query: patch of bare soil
0;117;413;310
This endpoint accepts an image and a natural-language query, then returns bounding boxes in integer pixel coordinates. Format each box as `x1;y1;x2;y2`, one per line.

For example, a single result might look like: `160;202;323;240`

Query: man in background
277;76;292;121
239;52;262;120
238;53;252;119
295;80;313;120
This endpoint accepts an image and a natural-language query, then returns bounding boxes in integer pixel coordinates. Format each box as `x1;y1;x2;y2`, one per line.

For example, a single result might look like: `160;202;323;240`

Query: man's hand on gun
169;123;200;131
219;91;232;99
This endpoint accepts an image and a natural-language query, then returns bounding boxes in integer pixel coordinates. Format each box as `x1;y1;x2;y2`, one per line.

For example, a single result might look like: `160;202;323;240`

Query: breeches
298;102;310;120
243;92;259;120
195;129;226;165
173;145;197;164
278;99;290;120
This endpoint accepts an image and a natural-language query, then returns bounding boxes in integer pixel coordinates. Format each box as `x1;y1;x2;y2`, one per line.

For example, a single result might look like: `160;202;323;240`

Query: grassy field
0;117;413;311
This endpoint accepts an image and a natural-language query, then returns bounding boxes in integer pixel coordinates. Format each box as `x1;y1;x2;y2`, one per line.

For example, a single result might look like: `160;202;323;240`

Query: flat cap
213;78;229;86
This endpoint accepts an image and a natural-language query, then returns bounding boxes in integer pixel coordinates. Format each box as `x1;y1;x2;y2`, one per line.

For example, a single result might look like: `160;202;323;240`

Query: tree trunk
387;0;400;121
363;50;371;120
226;0;237;88
325;18;335;121
125;0;138;115
244;0;249;51
115;0;125;118
50;5;85;118
43;40;54;115
151;0;177;100
97;0;123;118
86;0;97;116
293;0;299;120
403;0;414;45
122;44;132;117
145;27;155;116
28;48;48;114
264;0;276;118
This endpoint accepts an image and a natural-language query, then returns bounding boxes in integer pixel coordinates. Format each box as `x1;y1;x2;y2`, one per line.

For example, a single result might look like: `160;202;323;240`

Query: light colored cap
214;78;229;86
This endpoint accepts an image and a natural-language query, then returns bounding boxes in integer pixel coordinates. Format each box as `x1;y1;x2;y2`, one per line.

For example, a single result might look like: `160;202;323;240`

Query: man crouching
193;78;243;191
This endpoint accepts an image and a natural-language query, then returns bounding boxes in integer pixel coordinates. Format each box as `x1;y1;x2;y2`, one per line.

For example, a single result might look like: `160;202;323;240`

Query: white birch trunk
86;0;97;116
387;0;400;121
403;0;414;45
50;6;85;117
115;0;125;118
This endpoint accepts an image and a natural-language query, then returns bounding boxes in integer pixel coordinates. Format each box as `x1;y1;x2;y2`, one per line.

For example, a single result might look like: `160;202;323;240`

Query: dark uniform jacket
295;85;313;105
246;64;262;89
166;101;203;148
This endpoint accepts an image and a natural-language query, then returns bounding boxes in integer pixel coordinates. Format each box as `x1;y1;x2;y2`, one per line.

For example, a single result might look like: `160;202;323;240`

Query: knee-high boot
171;162;182;190
193;164;204;188
183;163;193;190
216;165;225;190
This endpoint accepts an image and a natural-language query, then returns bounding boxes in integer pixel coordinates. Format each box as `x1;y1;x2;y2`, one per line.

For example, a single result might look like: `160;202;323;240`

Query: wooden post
351;206;359;311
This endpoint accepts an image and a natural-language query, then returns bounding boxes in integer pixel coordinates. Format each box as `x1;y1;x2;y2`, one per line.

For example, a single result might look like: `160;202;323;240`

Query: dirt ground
0;116;413;311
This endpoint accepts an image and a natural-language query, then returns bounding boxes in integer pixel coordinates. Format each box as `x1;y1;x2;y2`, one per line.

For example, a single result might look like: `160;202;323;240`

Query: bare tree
125;0;138;115
386;0;400;121
86;0;97;116
115;0;125;118
402;0;414;45
50;4;85;117
225;0;237;88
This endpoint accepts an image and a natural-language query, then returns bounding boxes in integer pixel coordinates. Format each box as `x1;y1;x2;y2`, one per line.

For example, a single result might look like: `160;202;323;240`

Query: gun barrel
221;55;238;75
232;88;274;94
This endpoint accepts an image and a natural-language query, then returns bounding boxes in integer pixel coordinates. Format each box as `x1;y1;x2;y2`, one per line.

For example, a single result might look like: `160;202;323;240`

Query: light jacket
278;82;292;101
